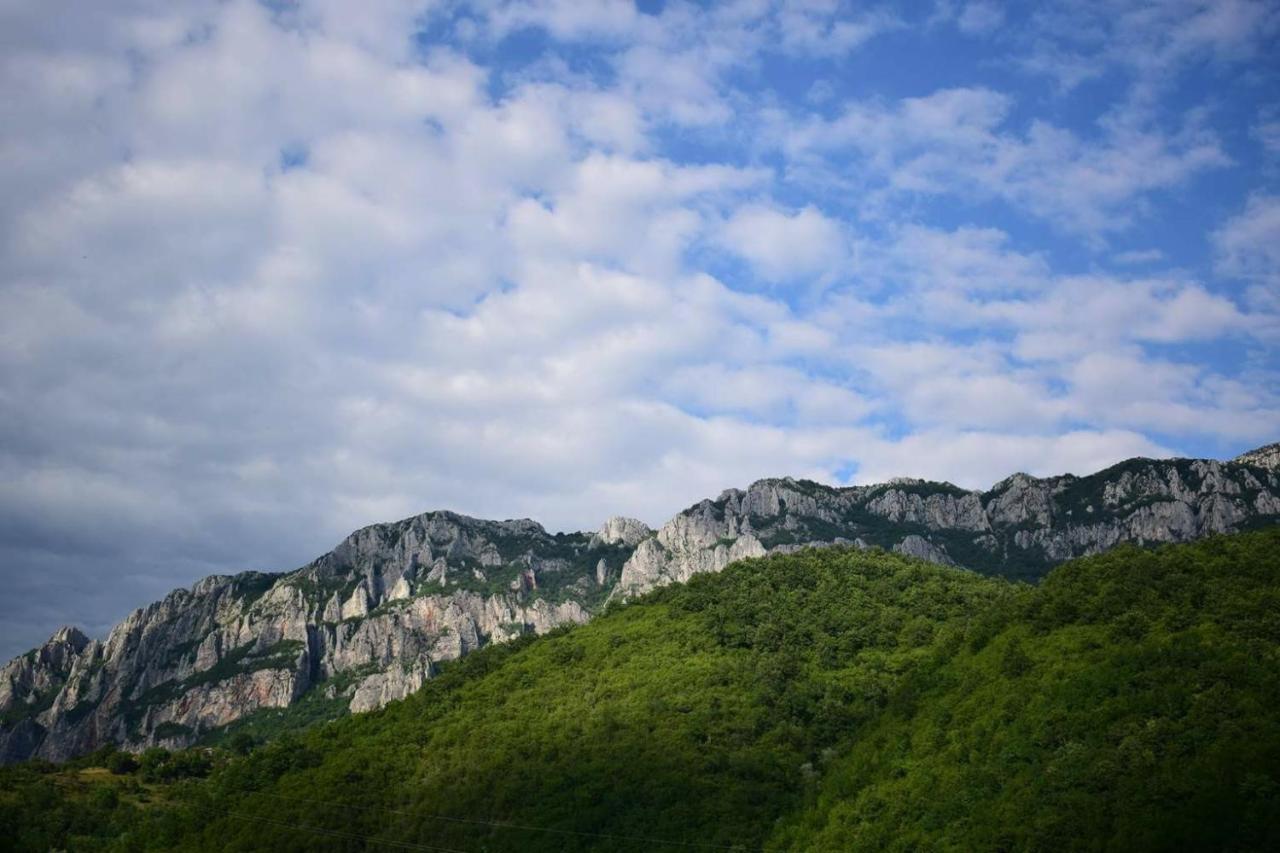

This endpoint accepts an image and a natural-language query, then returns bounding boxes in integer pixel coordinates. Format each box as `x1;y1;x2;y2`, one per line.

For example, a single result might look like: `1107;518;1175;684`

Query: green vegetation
150;723;193;741
179;640;303;693
230;572;279;608
417;539;631;611
0;687;59;727
429;557;528;598
117;641;306;737
864;479;973;500
282;571;361;609
2;529;1278;851
195;668;374;750
773;528;1280;850
0;746;216;851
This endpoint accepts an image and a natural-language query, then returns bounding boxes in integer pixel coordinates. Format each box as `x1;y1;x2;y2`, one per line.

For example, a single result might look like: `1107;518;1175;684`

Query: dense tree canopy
3;529;1279;851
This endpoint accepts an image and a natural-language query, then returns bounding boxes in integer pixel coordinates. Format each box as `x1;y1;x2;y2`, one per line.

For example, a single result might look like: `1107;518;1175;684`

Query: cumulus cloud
661;363;872;424
1255;112;1280;155
776;86;1229;235
957;2;1005;34
850;429;1176;488
716;204;849;283
819;226;1274;444
1112;248;1165;265
1022;0;1280;97
774;1;898;56
1215;193;1280;283
0;0;1275;659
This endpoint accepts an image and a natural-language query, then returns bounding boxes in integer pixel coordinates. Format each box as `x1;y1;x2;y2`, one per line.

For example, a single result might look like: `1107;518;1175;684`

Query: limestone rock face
3;443;1278;766
591;516;654;548
349;662;431;714
0;512;621;765
0;627;87;711
616;452;1280;598
1235;442;1280;471
866;489;989;531
0;627;88;763
894;535;955;566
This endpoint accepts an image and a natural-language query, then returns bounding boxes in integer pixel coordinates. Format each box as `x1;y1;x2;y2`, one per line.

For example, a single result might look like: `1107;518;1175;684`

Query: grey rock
591;517;653;548
893;535;955;566
0;511;623;764
1235;442;1280;471
3;444;1278;765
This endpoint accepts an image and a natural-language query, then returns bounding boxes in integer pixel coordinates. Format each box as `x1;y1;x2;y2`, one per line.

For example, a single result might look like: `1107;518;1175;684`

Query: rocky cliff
3;447;1278;764
615;452;1280;595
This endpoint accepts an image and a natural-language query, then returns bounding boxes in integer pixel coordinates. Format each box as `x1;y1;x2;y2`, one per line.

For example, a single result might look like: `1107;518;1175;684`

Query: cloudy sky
1;0;1278;659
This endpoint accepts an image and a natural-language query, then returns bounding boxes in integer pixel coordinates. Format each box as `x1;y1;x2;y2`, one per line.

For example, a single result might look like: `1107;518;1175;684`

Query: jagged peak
745;475;809;488
339;509;550;546
5;625;89;673
48;625;87;647
987;471;1044;492
592;516;653;548
416;509;547;536
737;476;844;499
1233;442;1280;471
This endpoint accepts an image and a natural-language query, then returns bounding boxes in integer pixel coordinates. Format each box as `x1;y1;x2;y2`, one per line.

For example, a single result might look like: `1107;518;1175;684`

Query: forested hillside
3;529;1278;851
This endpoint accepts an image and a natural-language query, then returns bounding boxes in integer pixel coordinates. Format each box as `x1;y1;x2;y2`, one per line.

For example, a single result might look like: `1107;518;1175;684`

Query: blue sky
1;0;1278;659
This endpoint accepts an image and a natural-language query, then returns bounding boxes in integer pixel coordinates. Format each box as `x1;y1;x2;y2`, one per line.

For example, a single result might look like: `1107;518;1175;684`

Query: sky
1;0;1278;660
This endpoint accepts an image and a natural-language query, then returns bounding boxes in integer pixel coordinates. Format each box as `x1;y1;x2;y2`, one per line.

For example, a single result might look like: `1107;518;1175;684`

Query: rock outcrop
1235;442;1280;471
615;452;1280;596
0;512;627;764
3;445;1278;765
591;517;653;548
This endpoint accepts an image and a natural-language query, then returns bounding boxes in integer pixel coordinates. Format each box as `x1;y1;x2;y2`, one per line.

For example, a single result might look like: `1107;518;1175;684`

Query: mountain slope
2;447;1278;765
773;531;1280;850
3;529;1278;851
0;512;639;765
616;452;1280;594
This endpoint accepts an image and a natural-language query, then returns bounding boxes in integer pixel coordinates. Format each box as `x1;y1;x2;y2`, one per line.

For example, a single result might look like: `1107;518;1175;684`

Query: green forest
3;528;1279;851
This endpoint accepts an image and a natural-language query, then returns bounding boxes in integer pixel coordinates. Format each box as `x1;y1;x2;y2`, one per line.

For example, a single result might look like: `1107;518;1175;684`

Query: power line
242;790;759;851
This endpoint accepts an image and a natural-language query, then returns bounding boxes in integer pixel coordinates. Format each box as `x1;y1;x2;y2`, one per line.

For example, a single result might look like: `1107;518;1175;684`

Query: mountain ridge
2;444;1278;765
6;528;1279;851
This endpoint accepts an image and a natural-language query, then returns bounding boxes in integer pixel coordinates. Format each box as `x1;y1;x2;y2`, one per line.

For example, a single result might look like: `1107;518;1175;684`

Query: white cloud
816;226;1273;441
1113;248;1165;265
882;225;1048;294
716;204;848;282
505;152;765;279
956;1;1005;34
1000;275;1249;347
484;0;641;42
777;86;1229;234
775;1;897;56
662;363;872;424
1022;0;1280;97
0;0;1275;660
1064;351;1278;438
1215;193;1280;282
850;429;1175;488
1254;112;1280;155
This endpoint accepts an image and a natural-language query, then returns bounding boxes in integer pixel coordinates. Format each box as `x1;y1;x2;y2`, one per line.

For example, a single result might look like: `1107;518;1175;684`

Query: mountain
1235;441;1280;470
2;446;1278;765
3;529;1279;851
